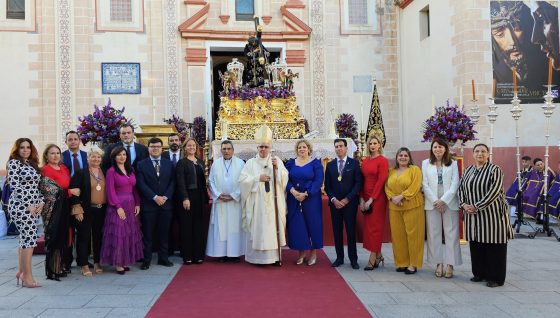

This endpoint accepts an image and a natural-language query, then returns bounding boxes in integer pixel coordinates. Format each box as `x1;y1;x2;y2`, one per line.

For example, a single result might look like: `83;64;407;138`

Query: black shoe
218;257;228;263
404;267;417;274
396;267;407;272
272;261;282;267
123;266;130;272
195;259;204;264
46;274;61;281
116;269;125;275
331;259;344;267
183;259;193;265
157;260;174;267
351;263;360;270
63;267;71;274
140;262;150;270
470;276;484;282
229;257;241;263
486;281;503;288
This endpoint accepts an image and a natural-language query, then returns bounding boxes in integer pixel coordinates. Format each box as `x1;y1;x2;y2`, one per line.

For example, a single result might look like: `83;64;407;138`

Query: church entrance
210;49;281;137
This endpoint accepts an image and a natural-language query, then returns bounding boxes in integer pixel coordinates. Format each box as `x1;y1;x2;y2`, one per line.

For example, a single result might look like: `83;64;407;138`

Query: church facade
0;0;557;183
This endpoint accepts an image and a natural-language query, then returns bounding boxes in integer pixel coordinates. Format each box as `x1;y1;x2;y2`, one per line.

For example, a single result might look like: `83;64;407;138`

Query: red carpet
147;250;371;318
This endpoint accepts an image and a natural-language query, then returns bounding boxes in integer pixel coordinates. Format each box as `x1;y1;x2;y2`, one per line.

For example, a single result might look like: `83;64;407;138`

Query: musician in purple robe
522;158;556;218
506;156;533;206
547;162;560;218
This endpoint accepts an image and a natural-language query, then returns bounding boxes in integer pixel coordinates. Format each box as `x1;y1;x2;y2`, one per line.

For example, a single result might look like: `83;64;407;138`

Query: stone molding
55;0;74;144
310;0;325;136
164;0;181;116
185;48;207;65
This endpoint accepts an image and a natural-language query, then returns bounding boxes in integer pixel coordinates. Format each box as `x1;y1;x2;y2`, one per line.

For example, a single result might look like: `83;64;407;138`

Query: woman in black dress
176;138;209;265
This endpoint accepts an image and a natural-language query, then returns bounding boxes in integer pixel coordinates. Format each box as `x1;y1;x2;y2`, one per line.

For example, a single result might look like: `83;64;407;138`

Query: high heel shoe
375;255;385;268
404;267;417;275
307;255;317;266
16;272;21;286
94;264;103;274
296;256;306;265
435;264;443;278
21;275;42;288
364;260;376;271
444;265;453;278
81;266;93;277
116;267;126;275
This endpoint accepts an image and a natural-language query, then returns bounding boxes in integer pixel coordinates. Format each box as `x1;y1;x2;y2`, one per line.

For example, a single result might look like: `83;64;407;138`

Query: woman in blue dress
285;140;324;266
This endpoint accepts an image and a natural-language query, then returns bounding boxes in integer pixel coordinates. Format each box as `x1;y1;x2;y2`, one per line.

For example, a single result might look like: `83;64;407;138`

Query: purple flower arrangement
336;113;358;141
220;85;295;100
422;100;477;145
76;99;130;145
192;116;207;147
163;115;192;143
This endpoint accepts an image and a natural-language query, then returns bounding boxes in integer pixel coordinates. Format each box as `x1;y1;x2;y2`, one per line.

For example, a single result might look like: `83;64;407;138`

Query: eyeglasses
258;145;269;149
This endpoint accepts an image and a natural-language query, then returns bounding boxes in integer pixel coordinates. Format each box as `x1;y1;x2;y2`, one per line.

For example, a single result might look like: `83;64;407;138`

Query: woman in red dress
360;135;389;271
40;144;78;280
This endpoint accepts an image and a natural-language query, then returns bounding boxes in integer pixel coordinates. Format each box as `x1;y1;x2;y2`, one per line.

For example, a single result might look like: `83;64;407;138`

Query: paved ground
0;219;559;318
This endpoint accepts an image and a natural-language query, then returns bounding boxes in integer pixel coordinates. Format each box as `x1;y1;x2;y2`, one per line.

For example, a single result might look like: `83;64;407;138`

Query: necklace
90;168;102;191
223;158;232;176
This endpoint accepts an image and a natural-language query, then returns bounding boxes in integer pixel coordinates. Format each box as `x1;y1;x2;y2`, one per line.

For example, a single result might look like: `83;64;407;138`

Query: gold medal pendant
96;184;101;191
337;176;342;182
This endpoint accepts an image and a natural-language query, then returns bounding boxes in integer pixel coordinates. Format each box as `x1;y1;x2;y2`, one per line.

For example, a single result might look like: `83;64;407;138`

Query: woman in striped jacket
458;143;514;288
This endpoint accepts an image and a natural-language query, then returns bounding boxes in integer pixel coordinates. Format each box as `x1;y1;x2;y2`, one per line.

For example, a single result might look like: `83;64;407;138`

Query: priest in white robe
206;140;246;262
239;125;289;265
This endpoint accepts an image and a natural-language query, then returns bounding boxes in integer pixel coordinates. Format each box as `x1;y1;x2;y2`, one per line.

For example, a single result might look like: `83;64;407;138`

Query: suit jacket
69;167;99;212
102;141;149;172
421;159;460;210
136;157;175;212
324;156;362;209
62;150;88;175
162;150;184;160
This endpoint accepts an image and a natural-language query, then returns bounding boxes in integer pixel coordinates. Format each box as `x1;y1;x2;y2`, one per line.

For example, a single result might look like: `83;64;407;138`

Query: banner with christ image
491;1;560;104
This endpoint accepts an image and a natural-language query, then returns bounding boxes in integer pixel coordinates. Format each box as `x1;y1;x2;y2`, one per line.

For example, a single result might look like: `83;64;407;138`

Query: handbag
1;179;19;236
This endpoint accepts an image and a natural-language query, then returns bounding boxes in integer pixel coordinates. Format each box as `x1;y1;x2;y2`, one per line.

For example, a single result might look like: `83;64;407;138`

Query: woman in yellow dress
385;147;425;274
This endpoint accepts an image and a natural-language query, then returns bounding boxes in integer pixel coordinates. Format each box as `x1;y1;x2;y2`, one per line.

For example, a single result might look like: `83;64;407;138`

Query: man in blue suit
136;137;175;269
62;131;88;176
102;124;149;172
324;139;363;269
62;130;89;271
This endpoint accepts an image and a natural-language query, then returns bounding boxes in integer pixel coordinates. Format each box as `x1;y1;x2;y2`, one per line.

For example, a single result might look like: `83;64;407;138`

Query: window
6;0;24;20
110;0;132;22
420;5;430;40
236;0;254;21
348;0;368;25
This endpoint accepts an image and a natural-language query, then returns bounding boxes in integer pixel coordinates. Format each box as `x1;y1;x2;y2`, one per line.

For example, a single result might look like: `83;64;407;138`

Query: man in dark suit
62;130;89;271
136;137;175;269
62;131;88;176
324;138;363;270
102;123;149;172
161;133;183;256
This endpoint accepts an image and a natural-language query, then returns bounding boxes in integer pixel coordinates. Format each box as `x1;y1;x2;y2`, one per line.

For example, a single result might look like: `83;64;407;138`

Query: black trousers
168;203;182;255
469;241;508;284
141;209;173;262
90;205;106;263
72;212;91;267
179;189;206;262
330;203;358;263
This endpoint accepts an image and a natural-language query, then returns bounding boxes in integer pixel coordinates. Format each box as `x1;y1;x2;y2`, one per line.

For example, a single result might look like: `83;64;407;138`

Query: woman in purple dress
100;146;143;274
285;140;324;266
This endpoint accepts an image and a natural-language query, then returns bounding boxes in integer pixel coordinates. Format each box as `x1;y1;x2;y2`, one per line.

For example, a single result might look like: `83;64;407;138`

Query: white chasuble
239;154;288;264
206;156;246;257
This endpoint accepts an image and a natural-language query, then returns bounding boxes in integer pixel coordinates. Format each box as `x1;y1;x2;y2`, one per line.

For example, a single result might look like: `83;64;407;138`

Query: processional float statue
215;18;305;140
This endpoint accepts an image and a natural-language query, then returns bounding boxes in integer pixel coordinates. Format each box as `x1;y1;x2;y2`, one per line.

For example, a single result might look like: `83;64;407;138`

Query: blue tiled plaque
101;63;141;94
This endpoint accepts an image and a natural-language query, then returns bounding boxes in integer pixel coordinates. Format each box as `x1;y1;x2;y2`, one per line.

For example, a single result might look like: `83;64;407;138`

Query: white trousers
425;208;462;266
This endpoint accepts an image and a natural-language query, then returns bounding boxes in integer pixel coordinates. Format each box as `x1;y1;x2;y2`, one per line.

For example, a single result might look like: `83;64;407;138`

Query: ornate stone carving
311;1;325;136
165;0;181;116
55;0;73;144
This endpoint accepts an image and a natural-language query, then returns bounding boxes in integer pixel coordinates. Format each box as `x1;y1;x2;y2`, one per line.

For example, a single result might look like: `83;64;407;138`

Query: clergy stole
209;157;244;241
239;155;288;251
